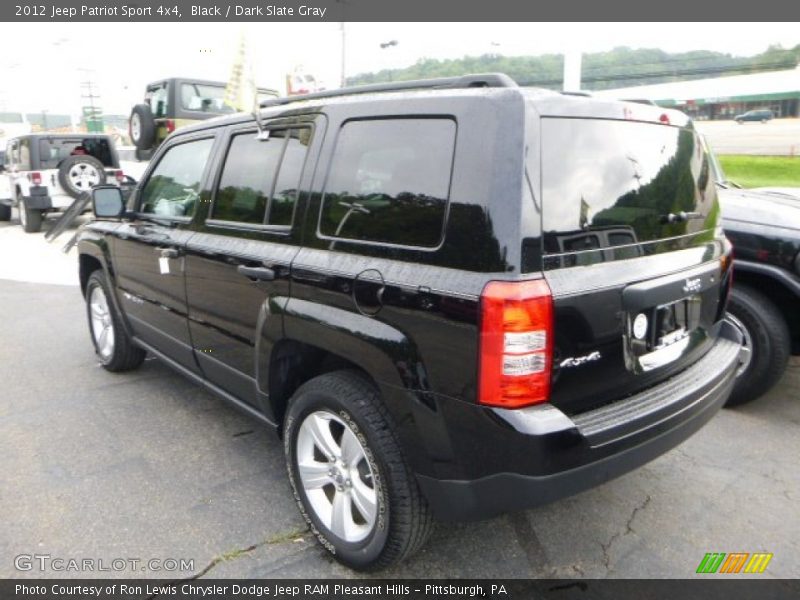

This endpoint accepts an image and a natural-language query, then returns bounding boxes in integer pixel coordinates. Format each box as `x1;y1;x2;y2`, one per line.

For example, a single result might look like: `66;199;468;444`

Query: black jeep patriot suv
75;74;742;570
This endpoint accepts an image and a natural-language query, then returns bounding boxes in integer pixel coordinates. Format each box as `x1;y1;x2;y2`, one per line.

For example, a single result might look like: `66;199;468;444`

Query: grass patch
717;155;800;189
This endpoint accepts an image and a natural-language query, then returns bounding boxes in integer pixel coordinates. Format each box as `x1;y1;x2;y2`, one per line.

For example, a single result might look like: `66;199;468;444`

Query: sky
0;22;798;115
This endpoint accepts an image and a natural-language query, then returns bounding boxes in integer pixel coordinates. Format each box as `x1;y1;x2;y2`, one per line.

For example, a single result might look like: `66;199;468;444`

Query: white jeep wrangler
0;133;127;233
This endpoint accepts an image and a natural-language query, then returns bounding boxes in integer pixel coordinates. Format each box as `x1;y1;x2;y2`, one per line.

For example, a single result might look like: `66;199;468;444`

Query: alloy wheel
296;410;378;543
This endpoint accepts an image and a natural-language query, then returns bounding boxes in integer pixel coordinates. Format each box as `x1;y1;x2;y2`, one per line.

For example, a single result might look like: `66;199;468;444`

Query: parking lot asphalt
695;118;800;156
1;222;798;580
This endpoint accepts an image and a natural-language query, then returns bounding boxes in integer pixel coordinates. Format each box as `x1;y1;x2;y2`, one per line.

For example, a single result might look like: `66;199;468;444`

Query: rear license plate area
628;296;702;369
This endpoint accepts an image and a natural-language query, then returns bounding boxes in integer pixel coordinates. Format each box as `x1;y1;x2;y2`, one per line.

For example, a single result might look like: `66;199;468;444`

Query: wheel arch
77;236;136;339
258;300;428;428
733;269;800;352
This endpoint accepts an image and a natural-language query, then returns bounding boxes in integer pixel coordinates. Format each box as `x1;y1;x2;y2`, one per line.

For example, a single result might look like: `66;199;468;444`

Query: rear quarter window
318;118;456;248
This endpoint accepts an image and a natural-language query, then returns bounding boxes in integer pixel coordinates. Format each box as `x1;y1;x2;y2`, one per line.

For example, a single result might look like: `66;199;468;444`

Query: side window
7;141;19;166
140;137;214;218
146;84;169;119
212;128;309;226
18;139;31;171
271;129;310;226
319;118;455;248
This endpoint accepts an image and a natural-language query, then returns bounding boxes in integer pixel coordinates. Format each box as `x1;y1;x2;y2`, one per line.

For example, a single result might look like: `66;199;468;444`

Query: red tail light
115;170;125;183
30;172;42;185
659;113;670;124
479;279;554;408
166;119;175;133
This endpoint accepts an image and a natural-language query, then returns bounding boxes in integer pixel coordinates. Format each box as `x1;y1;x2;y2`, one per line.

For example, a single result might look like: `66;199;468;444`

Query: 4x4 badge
560;351;602;368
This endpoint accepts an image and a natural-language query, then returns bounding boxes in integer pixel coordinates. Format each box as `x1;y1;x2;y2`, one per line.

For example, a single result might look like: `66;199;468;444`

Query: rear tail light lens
115;170;125;183
30;172;42;185
479;280;554;408
166;119;175;133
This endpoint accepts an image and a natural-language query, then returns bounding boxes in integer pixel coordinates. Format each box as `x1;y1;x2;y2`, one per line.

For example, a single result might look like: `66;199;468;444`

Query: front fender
77;223;132;336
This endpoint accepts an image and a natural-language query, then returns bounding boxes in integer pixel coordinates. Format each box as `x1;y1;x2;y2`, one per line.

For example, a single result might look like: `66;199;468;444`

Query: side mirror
92;185;125;218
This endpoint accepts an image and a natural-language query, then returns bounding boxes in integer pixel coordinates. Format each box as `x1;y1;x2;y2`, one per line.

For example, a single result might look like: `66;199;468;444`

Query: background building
595;65;800;120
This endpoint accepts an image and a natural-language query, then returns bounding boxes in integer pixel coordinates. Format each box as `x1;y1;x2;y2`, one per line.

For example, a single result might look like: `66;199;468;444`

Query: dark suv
75;74;742;570
711;150;800;405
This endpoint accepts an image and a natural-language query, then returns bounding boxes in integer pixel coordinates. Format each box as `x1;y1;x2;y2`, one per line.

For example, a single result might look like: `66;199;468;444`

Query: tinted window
270;129;309;226
319;118;455;248
212;128;308;226
213;131;285;224
140;138;214;218
541;118;715;266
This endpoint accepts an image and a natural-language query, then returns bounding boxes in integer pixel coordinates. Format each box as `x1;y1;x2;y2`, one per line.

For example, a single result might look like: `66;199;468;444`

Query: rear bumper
22;186;52;210
416;320;743;521
22;186;76;211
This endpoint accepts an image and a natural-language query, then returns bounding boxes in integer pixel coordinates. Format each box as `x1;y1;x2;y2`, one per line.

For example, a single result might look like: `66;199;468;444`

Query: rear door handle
160;247;180;259
237;265;276;281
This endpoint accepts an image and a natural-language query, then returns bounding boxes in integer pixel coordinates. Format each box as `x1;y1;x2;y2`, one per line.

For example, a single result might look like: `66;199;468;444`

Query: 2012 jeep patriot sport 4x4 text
75;74;743;570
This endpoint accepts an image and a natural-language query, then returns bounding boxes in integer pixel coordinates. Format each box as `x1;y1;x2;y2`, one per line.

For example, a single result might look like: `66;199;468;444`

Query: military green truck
129;77;277;160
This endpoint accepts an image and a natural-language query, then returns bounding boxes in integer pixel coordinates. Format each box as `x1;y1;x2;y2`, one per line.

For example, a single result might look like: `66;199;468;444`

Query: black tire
58;155;107;199
85;270;146;372
135;146;154;162
19;197;43;233
283;370;433;570
725;285;791;407
129;104;156;150
0;203;11;221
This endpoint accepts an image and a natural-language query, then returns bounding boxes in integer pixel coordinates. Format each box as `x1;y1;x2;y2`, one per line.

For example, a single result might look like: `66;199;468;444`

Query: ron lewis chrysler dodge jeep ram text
73;74;743;570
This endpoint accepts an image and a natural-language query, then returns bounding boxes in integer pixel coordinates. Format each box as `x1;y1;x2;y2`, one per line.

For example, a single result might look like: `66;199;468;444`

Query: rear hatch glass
538;117;726;416
38;137;116;169
541;118;715;268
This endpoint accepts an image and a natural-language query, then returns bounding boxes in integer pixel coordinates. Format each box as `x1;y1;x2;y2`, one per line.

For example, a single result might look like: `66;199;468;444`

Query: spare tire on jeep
129;104;156;150
58;155;107;199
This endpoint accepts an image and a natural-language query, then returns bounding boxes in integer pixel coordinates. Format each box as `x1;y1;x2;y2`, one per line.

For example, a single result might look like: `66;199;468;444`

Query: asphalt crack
146;527;309;598
599;494;652;572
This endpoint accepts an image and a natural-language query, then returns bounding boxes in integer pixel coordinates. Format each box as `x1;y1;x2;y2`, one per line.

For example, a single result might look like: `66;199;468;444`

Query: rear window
540;118;714;267
319;118;455;248
38;137;115;169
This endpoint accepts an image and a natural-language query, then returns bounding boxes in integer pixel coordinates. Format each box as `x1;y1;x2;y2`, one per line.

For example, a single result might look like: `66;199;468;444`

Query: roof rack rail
259;73;517;108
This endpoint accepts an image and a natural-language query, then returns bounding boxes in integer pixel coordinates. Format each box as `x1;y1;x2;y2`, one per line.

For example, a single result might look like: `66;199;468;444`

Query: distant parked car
0;133;131;233
129;77;278;160
709;148;799;406
734;109;774;124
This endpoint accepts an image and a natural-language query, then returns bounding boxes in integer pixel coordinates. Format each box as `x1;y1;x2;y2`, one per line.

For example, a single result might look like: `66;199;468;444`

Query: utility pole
79;68;104;133
340;22;346;88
